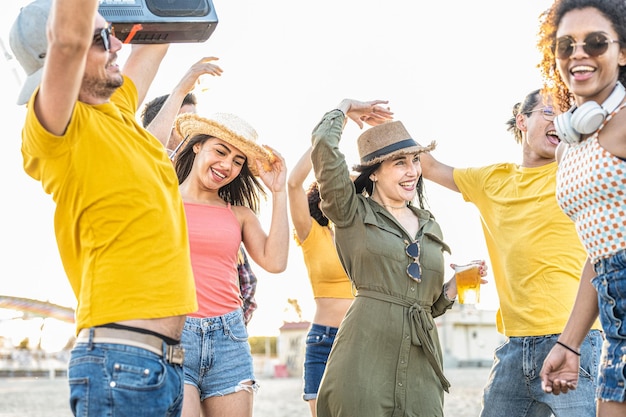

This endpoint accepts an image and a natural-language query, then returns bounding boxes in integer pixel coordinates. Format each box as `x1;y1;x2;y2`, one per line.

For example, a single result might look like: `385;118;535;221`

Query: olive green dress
311;110;454;417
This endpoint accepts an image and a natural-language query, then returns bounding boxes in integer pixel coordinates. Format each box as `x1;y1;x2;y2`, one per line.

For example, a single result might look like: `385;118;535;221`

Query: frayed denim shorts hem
182;309;257;400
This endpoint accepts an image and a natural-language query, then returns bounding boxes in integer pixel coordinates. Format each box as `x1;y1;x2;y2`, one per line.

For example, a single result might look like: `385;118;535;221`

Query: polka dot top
556;104;626;264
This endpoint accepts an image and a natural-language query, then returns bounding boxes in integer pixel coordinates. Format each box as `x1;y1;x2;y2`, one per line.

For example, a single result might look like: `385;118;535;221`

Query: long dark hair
175;134;266;213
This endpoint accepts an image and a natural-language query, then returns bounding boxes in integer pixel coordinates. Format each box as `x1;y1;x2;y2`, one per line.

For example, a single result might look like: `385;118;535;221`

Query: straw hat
175;112;275;176
357;120;436;167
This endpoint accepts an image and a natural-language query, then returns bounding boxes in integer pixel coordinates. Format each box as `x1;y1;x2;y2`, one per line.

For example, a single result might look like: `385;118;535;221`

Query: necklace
382;203;407;209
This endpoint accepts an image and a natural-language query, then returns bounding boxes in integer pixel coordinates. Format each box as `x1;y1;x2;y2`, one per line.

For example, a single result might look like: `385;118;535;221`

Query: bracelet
555;340;581;356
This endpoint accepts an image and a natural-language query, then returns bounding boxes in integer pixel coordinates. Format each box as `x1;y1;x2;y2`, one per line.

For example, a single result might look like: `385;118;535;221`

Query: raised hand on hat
257;145;287;194
336;99;394;129
245;145;289;273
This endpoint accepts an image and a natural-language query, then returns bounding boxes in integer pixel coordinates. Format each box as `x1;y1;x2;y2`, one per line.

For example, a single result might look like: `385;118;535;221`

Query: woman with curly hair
537;1;626;416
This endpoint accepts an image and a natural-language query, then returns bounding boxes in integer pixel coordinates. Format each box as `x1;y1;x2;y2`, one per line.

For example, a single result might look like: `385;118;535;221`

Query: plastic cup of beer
455;262;481;305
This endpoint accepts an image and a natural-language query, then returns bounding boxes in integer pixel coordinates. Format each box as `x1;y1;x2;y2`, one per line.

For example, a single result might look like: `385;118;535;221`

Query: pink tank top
184;202;243;317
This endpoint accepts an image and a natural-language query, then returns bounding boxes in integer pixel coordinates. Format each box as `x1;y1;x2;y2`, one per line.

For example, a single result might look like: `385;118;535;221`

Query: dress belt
75;327;184;365
357;289;450;392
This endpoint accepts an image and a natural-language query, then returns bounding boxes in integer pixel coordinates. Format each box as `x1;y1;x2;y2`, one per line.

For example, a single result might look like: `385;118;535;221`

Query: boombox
98;0;218;44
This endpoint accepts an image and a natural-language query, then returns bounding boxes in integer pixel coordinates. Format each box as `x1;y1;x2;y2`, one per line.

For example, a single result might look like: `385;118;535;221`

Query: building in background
275;306;502;377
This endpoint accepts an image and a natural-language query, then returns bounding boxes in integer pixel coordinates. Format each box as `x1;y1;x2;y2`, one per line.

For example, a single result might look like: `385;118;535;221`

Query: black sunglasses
405;240;422;283
93;23;115;52
554;32;620;59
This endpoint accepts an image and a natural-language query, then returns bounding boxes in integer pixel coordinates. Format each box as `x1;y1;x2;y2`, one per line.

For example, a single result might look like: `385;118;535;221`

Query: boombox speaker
98;0;218;44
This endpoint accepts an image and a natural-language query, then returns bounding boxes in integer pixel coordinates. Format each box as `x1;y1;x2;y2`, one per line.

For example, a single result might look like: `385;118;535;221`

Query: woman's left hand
257;145;287;193
445;260;489;300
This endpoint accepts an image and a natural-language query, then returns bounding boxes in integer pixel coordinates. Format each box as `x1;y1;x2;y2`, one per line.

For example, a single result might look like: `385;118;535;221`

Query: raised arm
146;57;222;146
419;152;460;193
35;0;99;135
123;43;170;109
240;146;289;273
287;148;314;242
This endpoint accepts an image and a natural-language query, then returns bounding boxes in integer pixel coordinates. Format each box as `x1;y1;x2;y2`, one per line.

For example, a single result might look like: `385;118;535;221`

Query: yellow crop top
295;220;354;299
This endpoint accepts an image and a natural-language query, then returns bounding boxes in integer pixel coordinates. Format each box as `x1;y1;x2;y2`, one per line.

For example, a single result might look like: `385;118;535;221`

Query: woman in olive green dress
311;99;483;417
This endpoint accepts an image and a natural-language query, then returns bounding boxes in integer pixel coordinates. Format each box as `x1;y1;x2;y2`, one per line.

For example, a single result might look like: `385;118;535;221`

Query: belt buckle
166;345;185;365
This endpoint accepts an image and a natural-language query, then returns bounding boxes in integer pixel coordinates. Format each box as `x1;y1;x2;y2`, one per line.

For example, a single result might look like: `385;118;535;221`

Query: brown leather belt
75;327;184;365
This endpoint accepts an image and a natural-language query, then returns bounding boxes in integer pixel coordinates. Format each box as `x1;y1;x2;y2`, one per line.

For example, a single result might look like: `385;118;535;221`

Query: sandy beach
0;366;489;416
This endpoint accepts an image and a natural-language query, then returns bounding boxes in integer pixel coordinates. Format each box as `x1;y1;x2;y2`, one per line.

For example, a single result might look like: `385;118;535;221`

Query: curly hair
306;181;329;227
505;89;542;144
174;134;266;213
537;0;626;112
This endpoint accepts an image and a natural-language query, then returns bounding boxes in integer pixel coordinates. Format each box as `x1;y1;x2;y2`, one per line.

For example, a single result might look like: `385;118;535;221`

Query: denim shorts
593;249;626;403
182;309;257;400
480;330;602;417
68;333;184;416
302;324;338;401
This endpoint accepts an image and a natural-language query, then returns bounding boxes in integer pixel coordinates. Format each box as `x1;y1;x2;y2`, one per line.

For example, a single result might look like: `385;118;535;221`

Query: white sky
1;0;555;339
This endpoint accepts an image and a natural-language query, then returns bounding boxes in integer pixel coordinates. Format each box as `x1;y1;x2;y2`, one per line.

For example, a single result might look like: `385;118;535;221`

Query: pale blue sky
1;0;554;338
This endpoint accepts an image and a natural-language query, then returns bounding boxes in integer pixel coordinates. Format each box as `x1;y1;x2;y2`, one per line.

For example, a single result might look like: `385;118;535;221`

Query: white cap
9;0;52;105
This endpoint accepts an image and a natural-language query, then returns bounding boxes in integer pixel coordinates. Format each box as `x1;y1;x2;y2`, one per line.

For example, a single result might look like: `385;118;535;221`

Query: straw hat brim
359;140;436;167
176;113;275;176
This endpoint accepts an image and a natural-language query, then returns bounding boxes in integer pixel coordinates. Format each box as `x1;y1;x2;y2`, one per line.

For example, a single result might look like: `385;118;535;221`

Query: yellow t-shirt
22;77;197;333
454;162;598;336
295;221;354;299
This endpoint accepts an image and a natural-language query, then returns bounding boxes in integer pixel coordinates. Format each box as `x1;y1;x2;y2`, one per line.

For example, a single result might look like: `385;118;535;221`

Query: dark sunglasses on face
405;240;422;283
554;32;620;59
93;23;115;52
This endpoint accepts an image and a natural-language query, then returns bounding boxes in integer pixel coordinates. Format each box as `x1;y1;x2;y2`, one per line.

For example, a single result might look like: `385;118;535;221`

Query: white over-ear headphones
554;81;626;144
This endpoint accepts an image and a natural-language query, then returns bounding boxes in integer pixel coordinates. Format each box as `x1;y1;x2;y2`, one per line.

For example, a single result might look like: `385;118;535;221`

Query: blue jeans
302;324;338;401
182;309;257;400
480;331;602;417
68;332;184;417
593;249;626;402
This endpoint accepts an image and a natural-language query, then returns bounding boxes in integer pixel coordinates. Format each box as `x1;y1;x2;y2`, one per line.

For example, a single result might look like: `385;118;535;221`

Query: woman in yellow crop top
287;147;354;417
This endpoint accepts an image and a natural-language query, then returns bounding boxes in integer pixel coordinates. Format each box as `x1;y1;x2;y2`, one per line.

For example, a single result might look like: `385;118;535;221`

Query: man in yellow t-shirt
421;90;602;417
10;0;197;415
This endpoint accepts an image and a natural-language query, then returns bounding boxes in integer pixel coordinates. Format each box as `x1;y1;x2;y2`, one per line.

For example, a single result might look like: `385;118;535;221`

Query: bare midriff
116;315;187;341
313;298;353;328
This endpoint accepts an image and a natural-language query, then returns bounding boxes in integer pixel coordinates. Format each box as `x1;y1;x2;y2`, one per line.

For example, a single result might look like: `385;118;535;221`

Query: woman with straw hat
311;99;485;417
174;112;289;417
